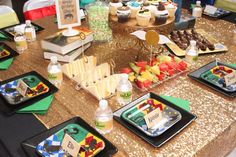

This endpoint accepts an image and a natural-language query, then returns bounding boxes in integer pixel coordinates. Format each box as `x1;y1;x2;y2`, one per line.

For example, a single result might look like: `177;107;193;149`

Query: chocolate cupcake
117;6;131;23
154;2;168;25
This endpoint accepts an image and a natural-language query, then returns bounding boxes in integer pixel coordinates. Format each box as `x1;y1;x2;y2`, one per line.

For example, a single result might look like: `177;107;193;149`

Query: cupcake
136;9;151;26
154;2;168;25
109;0;123;16
127;1;141;18
165;2;177;18
117;6;131;23
142;2;157;19
146;0;160;6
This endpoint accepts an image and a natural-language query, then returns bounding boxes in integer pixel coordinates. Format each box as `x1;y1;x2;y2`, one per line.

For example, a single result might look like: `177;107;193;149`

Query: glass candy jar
86;0;112;42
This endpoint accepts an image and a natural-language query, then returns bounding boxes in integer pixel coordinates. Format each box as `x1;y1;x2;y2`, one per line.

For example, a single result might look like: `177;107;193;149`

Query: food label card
61;133;81;157
16;80;29;96
144;108;162;129
225;71;236;87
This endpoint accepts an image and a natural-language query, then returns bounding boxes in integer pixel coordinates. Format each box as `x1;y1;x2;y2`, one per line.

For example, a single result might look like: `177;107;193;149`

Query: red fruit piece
168;69;175;76
167;61;178;70
149;58;158;66
159;63;169;72
157;73;165;81
135;79;152;89
120;67;133;74
136;61;148;68
178;61;187;71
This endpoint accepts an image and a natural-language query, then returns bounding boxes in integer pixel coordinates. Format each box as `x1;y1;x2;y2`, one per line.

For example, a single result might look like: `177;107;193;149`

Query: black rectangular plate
203;9;231;19
0;71;58;115
188;61;236;98
21;117;118;157
0;42;18;62
0;23;44;40
113;92;197;147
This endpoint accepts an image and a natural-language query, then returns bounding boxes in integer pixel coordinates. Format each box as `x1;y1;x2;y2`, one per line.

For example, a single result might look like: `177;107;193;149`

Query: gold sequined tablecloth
0;16;236;157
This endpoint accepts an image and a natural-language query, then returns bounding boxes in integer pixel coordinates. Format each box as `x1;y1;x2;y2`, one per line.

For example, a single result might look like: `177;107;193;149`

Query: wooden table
1;16;236;157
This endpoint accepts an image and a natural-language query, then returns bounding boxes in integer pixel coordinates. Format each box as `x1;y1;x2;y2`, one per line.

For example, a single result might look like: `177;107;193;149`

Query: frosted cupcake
127;1;141;18
109;0;123;16
154;2;168;25
165;2;177;18
136;9;151;26
142;2;157;19
117;6;131;23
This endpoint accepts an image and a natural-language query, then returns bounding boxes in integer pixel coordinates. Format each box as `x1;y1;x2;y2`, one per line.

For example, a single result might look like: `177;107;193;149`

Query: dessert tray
113;92;197;147
188;61;236;97
36;124;105;157
121;97;182;137
165;29;228;57
0;71;58;114
22;117;118;157
0;42;18;62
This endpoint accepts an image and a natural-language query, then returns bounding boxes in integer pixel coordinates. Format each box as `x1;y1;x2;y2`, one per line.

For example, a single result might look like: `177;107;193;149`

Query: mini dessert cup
142;2;157;19
154;10;168;25
109;0;123;16
127;1;141;18
136;9;151;26
165;2;177;18
117;6;131;23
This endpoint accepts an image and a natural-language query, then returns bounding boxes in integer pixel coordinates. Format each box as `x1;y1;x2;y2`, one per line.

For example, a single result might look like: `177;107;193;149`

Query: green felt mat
160;95;190;111
0;58;13;70
17;95;54;115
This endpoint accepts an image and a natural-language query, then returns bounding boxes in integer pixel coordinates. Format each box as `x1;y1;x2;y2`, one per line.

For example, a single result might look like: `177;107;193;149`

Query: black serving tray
0;23;44;40
188;61;236;98
0;71;58;115
0;42;18;62
203;8;231;19
21;117;118;157
113;92;197;147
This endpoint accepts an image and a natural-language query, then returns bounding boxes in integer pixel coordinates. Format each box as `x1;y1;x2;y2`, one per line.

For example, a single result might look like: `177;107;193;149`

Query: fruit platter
120;54;189;91
200;65;236;92
121;97;181;137
165;29;228;56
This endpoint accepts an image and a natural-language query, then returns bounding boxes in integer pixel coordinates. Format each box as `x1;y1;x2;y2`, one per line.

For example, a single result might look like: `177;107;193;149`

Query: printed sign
144;108;162;129
16;79;29;96
55;0;81;29
61;133;81;157
224;71;236;87
145;30;159;46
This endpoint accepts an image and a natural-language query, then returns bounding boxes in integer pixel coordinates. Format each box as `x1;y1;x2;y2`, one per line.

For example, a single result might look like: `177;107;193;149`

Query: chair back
23;0;56;20
0;6;19;29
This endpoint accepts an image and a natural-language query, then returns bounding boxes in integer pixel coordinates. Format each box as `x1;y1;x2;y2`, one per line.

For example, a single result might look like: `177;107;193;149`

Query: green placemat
230;64;236;67
17;95;54;115
0;58;13;70
160;95;190;111
0;32;7;41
